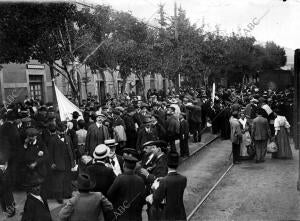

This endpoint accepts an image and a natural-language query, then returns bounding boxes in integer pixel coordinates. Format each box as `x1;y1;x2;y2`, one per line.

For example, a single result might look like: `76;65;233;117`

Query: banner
54;84;83;122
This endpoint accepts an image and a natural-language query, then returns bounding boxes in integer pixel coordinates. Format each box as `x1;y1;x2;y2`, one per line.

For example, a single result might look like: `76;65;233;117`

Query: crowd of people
0;82;294;220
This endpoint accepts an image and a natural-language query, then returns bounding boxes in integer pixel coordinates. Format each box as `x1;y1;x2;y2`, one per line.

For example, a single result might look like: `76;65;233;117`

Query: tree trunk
121;76;127;93
48;62;57;104
85;65;88;100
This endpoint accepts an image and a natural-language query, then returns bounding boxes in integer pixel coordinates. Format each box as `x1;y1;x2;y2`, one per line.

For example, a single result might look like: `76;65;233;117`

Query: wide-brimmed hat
76;173;96;191
104;139;118;147
93;144;110;160
167;151;179;167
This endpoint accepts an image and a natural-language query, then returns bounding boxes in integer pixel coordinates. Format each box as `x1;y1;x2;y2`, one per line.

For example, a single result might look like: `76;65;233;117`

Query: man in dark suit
87;144;116;196
179;112;190;157
0;113;16;218
1;110;22;188
186;101;202;143
139;141;168;184
107;155;146;221
86;112;110;156
230;111;242;164
165;107;180;152
21;175;52;221
136;117;158;153
123;106;138;149
47;123;75;203
252;108;271;163
21;128;48;187
152;151;187;221
71;111;80;131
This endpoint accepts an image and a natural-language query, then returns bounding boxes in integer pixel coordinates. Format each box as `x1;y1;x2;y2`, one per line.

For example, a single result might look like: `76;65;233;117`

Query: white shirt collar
30;193;44;203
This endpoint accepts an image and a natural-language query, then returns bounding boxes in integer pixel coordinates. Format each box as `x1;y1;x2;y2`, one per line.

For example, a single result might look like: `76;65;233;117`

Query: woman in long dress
239;111;252;158
272;110;293;159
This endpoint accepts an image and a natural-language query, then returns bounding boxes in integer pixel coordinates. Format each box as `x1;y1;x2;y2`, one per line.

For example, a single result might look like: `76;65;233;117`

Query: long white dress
239;118;251;157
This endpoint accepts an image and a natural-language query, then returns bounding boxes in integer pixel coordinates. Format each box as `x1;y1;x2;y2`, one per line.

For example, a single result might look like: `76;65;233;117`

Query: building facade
0;60;170;104
0;60;54;104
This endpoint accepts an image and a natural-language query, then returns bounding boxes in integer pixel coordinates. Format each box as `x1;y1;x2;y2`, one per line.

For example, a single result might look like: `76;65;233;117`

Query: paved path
190;141;300;221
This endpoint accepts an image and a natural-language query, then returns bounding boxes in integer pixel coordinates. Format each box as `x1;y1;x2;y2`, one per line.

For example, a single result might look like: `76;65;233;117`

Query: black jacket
153;171;187;221
87;161;116;196
21;194;52;221
107;170;146;221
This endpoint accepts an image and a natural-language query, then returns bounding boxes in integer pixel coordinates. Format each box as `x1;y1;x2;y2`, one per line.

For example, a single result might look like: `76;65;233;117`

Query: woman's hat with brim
76;173;96;191
93;144;110;160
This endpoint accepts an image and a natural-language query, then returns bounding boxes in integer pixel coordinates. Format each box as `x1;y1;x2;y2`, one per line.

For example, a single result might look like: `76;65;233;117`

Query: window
29;75;43;100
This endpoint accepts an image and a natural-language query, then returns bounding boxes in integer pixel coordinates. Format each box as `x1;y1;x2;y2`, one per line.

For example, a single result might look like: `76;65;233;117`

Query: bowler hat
167;151;179;167
76;173;96;191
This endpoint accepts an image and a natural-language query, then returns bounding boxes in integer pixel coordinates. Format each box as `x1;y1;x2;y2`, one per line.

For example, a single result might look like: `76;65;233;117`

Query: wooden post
294;49;300;190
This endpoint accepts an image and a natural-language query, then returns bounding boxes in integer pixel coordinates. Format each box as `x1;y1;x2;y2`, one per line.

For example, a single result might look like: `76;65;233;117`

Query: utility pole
294;49;300;191
174;2;180;90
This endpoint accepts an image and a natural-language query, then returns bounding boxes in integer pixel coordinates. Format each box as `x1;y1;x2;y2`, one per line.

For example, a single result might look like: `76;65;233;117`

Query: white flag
211;83;216;104
54;84;83;121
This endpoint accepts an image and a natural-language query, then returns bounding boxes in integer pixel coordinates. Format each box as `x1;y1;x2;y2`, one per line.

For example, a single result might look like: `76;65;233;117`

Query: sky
81;0;300;50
